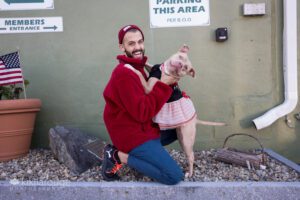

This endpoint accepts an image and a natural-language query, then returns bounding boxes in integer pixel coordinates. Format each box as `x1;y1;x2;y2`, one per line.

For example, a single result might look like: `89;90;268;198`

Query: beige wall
0;0;299;162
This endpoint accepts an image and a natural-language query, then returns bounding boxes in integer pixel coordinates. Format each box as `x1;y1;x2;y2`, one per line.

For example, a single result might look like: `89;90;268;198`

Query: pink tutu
153;97;196;130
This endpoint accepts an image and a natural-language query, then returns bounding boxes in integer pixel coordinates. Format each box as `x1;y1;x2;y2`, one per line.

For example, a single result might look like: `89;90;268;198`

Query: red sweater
103;55;173;153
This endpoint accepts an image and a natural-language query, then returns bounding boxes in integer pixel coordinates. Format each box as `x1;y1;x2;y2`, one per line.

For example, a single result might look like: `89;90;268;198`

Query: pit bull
125;45;225;177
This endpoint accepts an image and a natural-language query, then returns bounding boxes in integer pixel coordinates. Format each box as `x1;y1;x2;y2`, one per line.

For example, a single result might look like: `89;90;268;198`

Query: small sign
149;0;210;28
0;0;54;10
0;17;63;34
243;3;266;16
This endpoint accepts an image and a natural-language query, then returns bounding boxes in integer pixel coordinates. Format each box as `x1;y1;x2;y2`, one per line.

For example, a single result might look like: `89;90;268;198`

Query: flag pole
17;50;27;99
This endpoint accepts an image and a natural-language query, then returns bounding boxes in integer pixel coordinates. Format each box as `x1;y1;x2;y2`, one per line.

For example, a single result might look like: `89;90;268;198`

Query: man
102;25;183;185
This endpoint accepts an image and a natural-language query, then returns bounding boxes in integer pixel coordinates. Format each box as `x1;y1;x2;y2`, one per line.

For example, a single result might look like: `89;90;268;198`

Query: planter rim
0;99;41;111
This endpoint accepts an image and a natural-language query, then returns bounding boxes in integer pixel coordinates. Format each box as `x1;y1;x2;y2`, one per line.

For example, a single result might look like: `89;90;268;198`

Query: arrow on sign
4;0;44;4
43;25;57;30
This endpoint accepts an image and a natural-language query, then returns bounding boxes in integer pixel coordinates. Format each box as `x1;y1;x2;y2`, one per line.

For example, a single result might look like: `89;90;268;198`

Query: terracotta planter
0;99;41;162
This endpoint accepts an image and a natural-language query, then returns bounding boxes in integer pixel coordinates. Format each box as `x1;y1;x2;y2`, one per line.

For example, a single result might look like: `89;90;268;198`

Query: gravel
0;148;299;182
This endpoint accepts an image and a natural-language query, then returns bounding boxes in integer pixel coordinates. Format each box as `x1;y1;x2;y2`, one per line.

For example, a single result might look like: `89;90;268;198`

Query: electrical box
243;3;266;16
215;28;228;42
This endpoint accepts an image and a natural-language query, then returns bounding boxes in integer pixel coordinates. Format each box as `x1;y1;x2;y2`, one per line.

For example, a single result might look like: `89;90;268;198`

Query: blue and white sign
149;0;210;28
0;17;63;34
0;0;54;10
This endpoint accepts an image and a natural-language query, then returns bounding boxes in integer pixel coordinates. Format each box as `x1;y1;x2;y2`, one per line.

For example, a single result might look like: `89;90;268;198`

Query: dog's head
163;45;195;78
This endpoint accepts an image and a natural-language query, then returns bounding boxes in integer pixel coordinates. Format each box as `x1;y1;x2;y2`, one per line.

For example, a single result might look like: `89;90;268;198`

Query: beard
125;49;145;59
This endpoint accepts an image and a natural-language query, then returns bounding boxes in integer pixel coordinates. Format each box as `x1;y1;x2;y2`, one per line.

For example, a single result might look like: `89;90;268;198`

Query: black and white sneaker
101;144;123;181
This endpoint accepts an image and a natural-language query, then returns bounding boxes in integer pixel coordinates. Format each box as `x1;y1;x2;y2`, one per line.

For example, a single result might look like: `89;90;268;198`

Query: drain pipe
253;0;297;130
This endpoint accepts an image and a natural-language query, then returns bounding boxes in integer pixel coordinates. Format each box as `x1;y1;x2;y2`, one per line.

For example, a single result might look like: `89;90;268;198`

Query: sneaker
101;144;123;181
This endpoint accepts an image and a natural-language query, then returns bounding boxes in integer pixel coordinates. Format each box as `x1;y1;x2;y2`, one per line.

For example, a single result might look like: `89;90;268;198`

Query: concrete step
1;181;299;200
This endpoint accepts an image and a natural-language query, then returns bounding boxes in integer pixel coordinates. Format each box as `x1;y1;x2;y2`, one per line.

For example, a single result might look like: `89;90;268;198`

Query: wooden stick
215;148;263;169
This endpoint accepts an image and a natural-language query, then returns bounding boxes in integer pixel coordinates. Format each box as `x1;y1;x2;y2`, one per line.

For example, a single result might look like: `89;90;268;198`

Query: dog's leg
124;64;158;94
176;117;196;178
146;77;158;94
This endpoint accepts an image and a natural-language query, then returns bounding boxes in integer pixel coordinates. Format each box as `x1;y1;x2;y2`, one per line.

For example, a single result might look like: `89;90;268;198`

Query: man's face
119;31;145;60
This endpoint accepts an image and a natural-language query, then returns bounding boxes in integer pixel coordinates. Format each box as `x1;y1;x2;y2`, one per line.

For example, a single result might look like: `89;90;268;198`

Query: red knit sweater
103;55;173;153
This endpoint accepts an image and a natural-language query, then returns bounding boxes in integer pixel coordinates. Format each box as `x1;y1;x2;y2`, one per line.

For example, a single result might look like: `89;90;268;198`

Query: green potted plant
0;80;29;100
0;52;42;162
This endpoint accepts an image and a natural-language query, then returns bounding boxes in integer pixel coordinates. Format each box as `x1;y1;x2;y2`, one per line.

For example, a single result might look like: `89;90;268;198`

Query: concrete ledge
1;181;299;200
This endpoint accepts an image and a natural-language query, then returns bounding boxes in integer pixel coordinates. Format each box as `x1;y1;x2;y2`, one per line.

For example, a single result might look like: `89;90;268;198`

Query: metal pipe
253;0;297;130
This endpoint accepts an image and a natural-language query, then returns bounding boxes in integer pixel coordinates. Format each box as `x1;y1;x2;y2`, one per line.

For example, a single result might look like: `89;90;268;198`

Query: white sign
149;0;210;28
0;0;54;11
0;17;63;34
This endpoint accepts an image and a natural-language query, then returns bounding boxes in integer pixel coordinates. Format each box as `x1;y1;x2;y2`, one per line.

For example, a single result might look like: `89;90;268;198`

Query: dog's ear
187;68;196;78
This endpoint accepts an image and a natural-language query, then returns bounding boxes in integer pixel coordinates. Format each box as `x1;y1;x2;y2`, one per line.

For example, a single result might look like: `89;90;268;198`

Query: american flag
0;52;24;86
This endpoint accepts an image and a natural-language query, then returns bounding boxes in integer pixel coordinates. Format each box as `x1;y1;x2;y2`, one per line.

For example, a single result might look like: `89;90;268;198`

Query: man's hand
160;70;179;85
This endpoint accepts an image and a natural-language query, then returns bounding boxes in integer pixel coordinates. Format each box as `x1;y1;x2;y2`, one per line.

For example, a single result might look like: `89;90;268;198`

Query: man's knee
163;168;184;185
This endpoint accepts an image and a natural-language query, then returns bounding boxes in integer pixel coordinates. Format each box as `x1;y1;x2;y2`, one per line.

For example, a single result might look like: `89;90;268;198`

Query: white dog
125;45;225;177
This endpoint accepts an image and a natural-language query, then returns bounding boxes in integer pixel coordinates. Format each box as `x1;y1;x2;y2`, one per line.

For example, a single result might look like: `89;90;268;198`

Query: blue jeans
160;129;178;146
127;129;183;185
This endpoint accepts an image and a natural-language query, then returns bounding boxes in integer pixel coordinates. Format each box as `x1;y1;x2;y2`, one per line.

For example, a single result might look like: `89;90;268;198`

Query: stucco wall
0;0;299;162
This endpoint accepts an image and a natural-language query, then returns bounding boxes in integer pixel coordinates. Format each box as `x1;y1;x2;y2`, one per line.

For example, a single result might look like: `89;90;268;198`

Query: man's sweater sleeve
116;71;172;123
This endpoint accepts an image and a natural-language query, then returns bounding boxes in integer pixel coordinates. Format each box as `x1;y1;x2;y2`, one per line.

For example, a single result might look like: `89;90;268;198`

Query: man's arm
115;68;173;123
